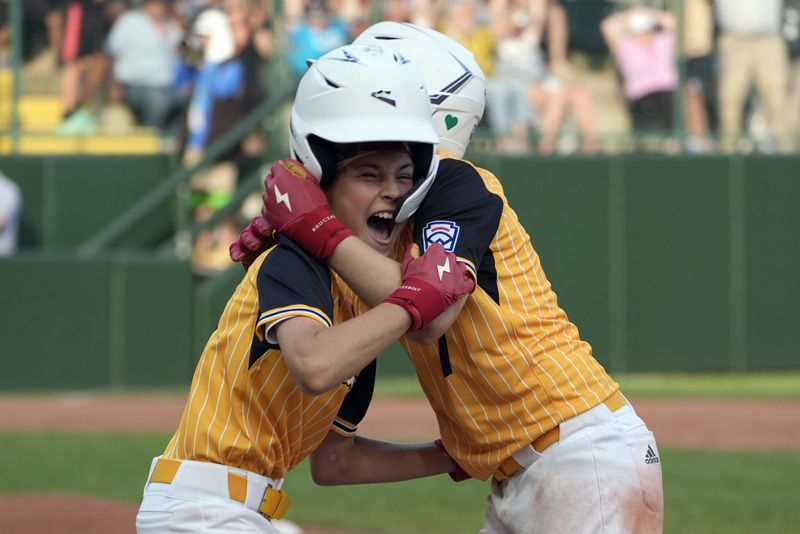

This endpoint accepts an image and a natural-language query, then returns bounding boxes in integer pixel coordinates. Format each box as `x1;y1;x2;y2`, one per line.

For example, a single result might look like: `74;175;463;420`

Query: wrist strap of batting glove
283;205;353;261
383;276;449;332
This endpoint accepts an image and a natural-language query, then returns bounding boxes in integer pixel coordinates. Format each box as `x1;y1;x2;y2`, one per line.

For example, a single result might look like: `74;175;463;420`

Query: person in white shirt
105;0;184;129
0;172;21;256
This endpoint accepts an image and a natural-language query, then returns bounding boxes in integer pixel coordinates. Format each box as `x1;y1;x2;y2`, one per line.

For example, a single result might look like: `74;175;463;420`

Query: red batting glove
383;243;474;332
229;216;277;271
434;439;471;482
263;159;352;261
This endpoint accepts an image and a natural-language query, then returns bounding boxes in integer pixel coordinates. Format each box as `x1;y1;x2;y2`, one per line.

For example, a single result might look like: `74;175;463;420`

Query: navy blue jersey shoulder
257;238;333;315
248;238;333;364
415;158;504;302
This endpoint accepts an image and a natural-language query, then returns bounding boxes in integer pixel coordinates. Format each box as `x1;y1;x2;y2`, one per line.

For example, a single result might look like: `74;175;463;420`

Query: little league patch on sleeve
423;220;460;252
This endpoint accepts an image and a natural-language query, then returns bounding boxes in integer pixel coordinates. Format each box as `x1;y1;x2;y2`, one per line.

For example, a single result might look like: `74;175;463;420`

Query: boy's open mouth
367;211;395;245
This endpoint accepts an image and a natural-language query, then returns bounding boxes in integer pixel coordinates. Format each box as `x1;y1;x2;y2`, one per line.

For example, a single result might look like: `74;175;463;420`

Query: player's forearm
327;236;402;307
311;435;455;486
283;304;411;395
405;294;468;345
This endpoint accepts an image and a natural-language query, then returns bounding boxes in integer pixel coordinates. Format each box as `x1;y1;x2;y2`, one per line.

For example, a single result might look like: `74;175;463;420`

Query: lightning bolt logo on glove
437;257;451;281
383;243;474;332
262;159;353;261
273;185;292;212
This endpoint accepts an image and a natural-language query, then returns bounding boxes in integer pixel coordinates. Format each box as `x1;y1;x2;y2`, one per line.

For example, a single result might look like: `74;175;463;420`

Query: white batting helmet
354;22;487;159
289;43;439;223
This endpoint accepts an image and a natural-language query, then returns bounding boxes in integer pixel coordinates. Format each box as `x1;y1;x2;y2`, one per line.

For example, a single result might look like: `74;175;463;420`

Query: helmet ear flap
307;135;339;188
408;142;434;183
394;148;439;223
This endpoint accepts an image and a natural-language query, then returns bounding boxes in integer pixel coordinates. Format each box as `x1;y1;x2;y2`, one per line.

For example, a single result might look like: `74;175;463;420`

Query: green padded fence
0;155;176;249
0;253;193;390
1;153;799;391
470;153;800;373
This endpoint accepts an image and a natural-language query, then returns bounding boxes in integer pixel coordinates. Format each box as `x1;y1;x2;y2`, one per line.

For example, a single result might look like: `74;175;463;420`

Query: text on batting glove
383;243;474;332
263;159;352;261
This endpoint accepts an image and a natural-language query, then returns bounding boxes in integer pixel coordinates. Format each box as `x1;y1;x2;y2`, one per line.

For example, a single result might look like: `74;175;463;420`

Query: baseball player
233;22;664;533
136;43;473;534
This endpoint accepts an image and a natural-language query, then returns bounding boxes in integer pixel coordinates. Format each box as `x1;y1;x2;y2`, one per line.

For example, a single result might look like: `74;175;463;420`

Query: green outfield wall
0;154;798;390
468;153;800;374
0;155;176;249
0;253;193;390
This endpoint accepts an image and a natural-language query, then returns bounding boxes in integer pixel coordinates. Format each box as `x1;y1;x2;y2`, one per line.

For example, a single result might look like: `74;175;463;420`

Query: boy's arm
272;243;473;395
309;431;458;485
275;304;411;396
327;236;403;307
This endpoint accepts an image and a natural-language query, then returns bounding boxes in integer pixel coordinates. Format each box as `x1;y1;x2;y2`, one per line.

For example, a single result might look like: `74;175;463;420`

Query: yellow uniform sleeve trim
257;305;332;343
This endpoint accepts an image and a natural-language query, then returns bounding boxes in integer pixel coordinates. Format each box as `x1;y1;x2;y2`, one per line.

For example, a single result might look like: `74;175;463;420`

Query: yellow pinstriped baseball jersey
163;240;372;480
349;155;619;481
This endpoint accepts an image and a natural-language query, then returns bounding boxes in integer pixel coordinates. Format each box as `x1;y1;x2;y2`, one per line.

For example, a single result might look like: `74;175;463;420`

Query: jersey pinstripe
344;156;619;481
163;239;373;480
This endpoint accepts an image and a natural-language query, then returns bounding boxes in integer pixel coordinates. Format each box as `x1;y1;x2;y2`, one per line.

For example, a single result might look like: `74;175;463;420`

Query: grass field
2;373;799;533
1;431;799;534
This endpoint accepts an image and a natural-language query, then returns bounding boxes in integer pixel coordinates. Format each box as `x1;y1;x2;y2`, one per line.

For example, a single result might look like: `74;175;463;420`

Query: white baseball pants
480;399;664;533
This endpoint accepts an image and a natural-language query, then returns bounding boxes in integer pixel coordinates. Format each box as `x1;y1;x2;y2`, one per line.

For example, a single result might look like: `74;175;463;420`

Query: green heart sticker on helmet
445;114;459;131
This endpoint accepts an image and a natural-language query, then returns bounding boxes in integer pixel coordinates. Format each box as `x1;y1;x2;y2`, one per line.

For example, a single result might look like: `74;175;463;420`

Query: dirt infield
1;394;798;533
1;393;798;449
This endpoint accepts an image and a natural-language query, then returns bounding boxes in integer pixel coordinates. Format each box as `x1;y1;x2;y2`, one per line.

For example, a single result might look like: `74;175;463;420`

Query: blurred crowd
2;0;800;271
3;0;800;153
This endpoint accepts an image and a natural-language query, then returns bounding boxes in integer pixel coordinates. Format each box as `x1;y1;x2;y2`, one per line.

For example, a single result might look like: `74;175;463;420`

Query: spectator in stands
286;0;349;80
682;0;717;153
175;0;245;274
440;0;494;71
105;0;184;131
0;5;8;61
223;0;272;180
173;0;211;22
53;0;114;135
440;0;498;145
482;2;537;153
455;0;597;154
0;171;21;257
178;0;241;163
601;5;678;145
177;0;273;274
715;0;789;151
499;0;598;154
382;0;413;23
786;0;800;141
332;0;373;36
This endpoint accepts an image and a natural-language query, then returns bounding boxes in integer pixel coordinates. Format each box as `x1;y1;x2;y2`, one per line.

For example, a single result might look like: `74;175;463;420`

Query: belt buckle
260;487;291;520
